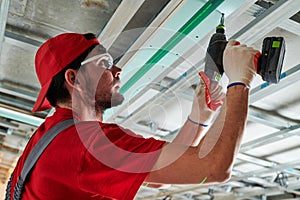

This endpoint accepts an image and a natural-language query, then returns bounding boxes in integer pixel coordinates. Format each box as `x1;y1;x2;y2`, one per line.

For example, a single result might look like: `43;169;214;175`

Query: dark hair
46;34;98;107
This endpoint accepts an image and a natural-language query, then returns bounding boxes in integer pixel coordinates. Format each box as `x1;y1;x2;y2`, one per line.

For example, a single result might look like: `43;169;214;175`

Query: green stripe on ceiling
120;0;225;94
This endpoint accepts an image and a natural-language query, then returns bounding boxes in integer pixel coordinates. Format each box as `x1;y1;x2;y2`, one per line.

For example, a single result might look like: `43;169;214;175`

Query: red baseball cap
32;33;100;112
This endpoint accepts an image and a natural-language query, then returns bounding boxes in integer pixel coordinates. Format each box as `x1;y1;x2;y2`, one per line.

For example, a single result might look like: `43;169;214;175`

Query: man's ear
65;69;78;89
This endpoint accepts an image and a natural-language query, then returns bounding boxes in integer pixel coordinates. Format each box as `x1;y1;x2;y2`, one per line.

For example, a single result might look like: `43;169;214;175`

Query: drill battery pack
258;37;286;83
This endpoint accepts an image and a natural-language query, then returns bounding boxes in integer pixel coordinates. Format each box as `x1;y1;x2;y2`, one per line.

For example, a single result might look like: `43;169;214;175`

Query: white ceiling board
117;89;159;118
266;144;300;163
147;97;191;132
243;121;279;143
123;93;192;132
251;82;300;121
244;136;300;158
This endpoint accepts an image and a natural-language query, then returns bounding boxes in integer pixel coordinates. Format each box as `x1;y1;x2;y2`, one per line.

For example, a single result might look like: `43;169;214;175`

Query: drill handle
204;34;227;81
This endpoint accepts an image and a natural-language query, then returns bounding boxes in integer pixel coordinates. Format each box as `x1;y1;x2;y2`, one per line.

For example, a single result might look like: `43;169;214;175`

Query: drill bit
216;13;225;33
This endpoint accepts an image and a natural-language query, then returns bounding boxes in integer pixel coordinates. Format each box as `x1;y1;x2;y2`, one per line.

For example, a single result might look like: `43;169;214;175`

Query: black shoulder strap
5;119;77;200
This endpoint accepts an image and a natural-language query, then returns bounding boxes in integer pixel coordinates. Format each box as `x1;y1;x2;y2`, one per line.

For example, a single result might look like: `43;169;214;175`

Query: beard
95;92;125;113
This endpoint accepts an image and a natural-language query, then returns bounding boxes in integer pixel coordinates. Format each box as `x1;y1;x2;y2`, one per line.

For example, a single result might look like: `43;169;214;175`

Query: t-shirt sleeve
100;123;166;173
77;122;165;199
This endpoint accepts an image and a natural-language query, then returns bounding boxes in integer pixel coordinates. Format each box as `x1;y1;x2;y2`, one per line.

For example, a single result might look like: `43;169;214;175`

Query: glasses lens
81;53;113;69
96;55;113;69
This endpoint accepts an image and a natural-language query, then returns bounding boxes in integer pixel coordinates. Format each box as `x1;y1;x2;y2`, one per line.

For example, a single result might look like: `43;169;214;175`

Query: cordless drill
204;13;286;84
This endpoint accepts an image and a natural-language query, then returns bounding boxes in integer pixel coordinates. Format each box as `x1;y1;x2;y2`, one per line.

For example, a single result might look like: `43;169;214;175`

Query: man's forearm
172;120;207;146
196;85;249;181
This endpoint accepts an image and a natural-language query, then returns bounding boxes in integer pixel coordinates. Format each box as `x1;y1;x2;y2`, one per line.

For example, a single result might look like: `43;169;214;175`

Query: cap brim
32;80;52;112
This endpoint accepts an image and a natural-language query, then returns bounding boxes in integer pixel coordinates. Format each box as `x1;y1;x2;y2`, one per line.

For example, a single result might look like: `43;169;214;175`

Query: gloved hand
223;40;261;87
189;72;225;126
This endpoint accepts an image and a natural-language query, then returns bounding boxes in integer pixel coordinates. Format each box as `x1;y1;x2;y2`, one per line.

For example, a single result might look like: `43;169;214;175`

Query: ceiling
0;0;300;199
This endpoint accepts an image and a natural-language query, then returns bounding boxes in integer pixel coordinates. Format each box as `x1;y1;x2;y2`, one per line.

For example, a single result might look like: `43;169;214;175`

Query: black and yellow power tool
204;13;286;84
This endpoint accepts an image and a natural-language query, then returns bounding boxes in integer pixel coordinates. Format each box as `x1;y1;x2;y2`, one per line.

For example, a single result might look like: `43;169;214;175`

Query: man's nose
111;65;122;78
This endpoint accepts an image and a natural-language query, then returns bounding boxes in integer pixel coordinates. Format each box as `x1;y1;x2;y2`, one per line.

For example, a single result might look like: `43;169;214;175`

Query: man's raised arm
146;40;260;184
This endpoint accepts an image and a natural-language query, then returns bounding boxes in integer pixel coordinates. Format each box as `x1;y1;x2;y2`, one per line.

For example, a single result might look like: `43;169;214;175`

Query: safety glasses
81;53;113;70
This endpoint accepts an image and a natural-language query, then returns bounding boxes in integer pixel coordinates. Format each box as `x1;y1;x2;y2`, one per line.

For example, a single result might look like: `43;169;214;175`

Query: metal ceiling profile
231;0;300;43
119;0;224;95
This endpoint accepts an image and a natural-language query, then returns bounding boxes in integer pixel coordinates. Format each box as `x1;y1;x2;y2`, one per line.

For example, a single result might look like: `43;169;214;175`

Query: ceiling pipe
0;107;44;127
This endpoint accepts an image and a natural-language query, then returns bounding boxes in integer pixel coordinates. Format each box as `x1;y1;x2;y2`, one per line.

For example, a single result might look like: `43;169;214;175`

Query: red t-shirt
9;108;165;200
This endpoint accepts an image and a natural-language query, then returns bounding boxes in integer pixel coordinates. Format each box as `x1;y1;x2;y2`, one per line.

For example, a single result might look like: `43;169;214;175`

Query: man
7;33;259;200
